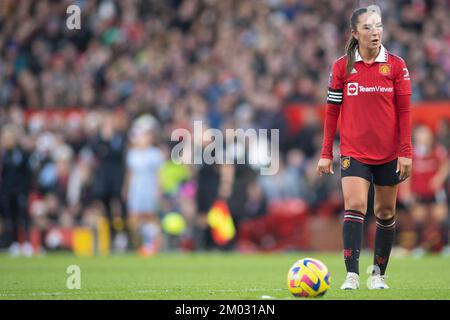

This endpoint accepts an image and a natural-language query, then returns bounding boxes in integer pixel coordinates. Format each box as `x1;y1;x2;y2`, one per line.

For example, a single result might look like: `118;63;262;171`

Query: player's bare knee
345;201;367;214
375;207;395;220
411;205;427;222
431;204;448;223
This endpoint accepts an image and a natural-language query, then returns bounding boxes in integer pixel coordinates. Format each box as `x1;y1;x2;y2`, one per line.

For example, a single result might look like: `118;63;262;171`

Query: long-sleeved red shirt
321;45;412;165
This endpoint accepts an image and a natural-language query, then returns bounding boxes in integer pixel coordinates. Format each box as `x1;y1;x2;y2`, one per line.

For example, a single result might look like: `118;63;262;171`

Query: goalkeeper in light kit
317;5;412;290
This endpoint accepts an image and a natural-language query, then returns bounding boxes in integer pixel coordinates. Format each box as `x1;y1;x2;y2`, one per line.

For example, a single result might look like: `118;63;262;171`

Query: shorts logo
379;64;391;76
347;82;358;96
341;157;351;170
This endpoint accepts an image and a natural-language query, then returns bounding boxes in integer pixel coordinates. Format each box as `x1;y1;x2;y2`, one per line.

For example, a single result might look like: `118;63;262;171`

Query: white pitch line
0;288;286;298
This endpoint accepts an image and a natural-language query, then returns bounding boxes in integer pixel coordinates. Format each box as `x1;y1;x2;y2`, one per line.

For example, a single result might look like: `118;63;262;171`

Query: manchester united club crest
379;63;391;76
341;157;351;170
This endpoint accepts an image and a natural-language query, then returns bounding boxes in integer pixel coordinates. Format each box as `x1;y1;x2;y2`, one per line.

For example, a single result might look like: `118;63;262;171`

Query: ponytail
346;7;369;74
345;36;359;74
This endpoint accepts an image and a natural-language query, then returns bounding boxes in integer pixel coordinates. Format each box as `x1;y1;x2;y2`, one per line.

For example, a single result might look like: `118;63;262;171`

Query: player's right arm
317;59;344;176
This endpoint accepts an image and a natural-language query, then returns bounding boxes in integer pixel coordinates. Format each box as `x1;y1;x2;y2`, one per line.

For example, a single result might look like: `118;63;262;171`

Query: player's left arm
394;58;413;180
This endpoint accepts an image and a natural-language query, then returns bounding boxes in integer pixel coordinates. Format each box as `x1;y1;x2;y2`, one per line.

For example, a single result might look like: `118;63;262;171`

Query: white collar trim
355;45;387;63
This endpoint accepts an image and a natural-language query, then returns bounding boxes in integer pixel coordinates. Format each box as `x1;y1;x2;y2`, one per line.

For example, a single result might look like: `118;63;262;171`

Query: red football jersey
325;45;412;165
411;145;448;198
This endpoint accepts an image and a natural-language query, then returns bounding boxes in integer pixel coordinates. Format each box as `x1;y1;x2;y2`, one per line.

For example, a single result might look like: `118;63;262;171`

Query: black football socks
414;221;424;248
374;216;396;276
343;210;365;274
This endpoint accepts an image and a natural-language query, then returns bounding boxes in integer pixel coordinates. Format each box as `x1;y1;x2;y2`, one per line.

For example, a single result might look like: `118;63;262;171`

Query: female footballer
317;5;412;290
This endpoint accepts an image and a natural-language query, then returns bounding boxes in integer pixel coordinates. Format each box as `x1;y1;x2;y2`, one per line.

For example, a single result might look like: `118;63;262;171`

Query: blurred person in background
242;179;268;222
66;149;94;225
194;160;221;251
89;112;129;251
30;131;77;252
306;151;341;212
123;115;164;256
436;119;450;150
193;126;223;251
289;108;322;159
221;121;257;248
259;154;301;202
0;124;33;256
408;125;450;257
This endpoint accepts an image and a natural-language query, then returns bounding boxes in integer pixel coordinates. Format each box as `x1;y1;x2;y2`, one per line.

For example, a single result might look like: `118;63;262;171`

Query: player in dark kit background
0;125;34;256
317;5;412;290
89;113;129;251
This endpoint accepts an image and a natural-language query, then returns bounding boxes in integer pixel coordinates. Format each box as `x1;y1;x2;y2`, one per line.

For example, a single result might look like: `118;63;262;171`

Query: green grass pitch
0;252;449;300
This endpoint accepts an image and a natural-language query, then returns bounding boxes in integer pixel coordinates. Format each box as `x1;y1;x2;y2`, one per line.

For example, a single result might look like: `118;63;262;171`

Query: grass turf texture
0;252;449;300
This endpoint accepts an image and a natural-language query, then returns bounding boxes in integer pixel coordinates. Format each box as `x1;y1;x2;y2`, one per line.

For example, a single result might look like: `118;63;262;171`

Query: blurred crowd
1;0;450;110
0;0;449;255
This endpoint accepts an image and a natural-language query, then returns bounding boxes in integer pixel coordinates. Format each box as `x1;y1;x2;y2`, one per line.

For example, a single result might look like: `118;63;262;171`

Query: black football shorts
415;190;447;204
340;156;401;186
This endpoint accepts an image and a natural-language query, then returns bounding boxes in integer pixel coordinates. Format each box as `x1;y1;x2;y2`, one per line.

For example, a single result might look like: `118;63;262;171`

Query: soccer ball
287;258;331;298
